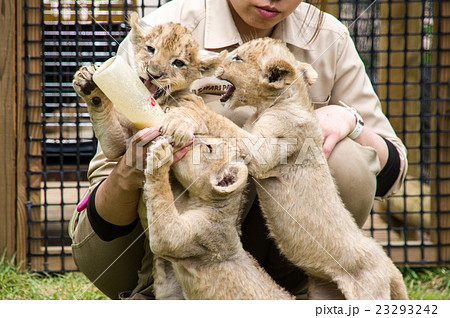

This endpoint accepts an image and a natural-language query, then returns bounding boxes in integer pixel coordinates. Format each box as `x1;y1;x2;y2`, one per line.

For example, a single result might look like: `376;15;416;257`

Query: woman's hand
95;126;192;226
315;105;389;169
116;126;192;190
117;126;162;190
315;105;356;159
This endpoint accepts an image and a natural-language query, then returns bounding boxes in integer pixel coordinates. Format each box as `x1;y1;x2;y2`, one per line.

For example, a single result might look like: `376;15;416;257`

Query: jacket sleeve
330;30;408;199
87;143;120;190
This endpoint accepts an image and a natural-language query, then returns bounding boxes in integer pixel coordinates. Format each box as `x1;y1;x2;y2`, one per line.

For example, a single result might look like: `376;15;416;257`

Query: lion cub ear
211;163;248;196
129;12;147;42
199;50;227;77
262;59;297;89
298;62;318;86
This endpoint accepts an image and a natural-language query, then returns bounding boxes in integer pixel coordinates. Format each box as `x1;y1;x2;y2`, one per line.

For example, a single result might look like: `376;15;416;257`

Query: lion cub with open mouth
216;38;408;300
72;12;225;159
164;38;408;300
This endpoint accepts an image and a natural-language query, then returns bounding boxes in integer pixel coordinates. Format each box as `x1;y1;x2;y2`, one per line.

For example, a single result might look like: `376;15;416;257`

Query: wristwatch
339;101;364;140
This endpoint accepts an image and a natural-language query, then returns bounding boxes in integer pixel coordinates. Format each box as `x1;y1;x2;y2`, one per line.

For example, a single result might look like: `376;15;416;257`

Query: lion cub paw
160;114;195;149
73;64;105;107
145;137;174;176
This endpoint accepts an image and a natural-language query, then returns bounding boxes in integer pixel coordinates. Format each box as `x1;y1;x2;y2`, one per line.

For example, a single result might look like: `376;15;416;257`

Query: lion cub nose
148;72;164;80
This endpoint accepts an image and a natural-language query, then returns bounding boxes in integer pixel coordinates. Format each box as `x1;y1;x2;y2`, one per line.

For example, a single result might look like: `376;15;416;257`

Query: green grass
400;266;450;300
1;254;448;300
0;254;107;300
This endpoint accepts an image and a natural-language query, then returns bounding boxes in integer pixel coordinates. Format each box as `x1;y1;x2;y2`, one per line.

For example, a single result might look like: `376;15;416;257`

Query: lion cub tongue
144;80;158;96
220;86;235;103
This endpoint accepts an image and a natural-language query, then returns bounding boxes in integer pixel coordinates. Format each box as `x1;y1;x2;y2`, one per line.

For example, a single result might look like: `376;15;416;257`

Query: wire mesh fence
21;0;449;272
328;0;449;265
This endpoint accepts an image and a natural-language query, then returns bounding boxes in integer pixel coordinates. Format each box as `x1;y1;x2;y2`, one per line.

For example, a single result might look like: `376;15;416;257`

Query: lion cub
144;136;293;300
72;12;224;159
215;38;408;300
163;38;408;300
72;15;225;299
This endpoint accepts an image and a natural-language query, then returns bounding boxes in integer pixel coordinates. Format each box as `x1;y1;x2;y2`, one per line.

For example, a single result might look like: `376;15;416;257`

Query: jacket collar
204;0;315;50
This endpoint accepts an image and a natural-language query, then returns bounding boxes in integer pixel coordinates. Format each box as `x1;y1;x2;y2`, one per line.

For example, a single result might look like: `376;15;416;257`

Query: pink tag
77;194;90;212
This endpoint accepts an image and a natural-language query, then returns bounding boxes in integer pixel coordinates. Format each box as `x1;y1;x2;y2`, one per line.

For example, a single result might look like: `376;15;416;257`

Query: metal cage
18;0;450;272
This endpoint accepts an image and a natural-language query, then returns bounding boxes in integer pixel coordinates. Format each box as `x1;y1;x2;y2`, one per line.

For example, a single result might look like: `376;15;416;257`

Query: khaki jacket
87;0;407;200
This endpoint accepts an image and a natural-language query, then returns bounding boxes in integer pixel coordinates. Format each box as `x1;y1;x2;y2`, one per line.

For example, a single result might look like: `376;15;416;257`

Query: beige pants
71;137;380;299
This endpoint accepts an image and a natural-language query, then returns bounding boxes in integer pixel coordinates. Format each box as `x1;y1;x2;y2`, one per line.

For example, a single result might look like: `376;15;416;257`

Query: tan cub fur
72;15;225;300
72;12;225;159
144;136;293;299
72;62;136;159
163;38;408;300
73;15;290;299
128;13;226;148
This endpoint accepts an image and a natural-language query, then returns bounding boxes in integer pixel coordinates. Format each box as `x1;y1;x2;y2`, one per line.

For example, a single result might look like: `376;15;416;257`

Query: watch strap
339;100;364;140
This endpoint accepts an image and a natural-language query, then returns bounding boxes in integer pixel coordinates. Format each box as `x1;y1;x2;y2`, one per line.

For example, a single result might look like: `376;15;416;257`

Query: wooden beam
0;0;17;260
15;0;28;271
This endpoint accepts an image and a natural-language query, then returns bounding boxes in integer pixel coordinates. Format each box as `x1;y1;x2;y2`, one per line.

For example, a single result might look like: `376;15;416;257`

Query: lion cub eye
147;46;155;54
231;54;242;61
172;59;186;68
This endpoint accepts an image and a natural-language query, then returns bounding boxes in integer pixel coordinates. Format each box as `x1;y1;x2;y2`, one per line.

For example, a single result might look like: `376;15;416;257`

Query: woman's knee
327;138;380;227
71;211;146;299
